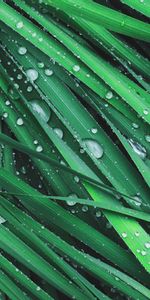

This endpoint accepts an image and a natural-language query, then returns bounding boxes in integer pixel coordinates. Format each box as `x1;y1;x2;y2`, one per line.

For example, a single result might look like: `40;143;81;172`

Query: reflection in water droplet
83;139;103;159
30;100;51;122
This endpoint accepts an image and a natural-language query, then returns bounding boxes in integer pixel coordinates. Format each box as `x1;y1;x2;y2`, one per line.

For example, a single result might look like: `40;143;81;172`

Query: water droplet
38;62;44;69
44;69;53;76
91;128;98;134
133;196;142;207
145;242;150;249
53;128;63;139
30;100;51;122
82;205;88;212
132;123;139;129
34;140;38;145
16;21;24;29
36;145;43;152
5;100;10;106
122;232;127;238
128;139;146;160
3;112;8;118
18;47;27;55
26;69;38;82
145;135;150;143
74;176;79;183
106;91;113;99
141;250;147;256
16;118;24;126
36;286;41;291
0;216;6;224
96;210;101;218
143;109;149;115
83;139;103;159
73;65;80;72
67;194;77;206
134;231;140;237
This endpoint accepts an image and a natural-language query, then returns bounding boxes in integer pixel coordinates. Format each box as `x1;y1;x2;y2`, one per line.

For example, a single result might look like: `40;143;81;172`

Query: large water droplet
36;145;43;152
128;139;146;160
30;100;51;122
26;69;39;82
83;139;103;159
0;216;6;224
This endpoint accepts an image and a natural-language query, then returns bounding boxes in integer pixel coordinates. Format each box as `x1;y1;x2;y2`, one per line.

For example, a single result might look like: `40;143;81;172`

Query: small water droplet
3;112;8;118
16;118;24;126
141;250;147;256
106;91;113;99
143;109;149;115
73;65;80;72
18;47;27;55
145;135;150;143
145;242;150;249
122;232;127;238
96;210;101;218
16;21;24;29
36;145;43;152
82;205;88;212
91;128;98;134
132;123;139;129
44;69;53;76
53;128;63;139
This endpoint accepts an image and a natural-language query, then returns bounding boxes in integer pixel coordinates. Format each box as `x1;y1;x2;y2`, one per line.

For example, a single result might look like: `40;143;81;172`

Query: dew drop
3;112;8;118
73;65;80;72
38;62;44;69
44;69;53;76
53;128;63;139
82;205;88;212
91;128;98;134
128;139;146;160
16;118;24;126
145;242;150;249
36;145;43;152
83;139;103;159
145;135;150;143
16;21;24;29
132;123;139;129
30;100;51;122
143;109;149;115
141;250;147;256
67;194;77;206
106;91;113;99
122;232;127;238
0;216;6;224
96;211;101;218
26;69;39;82
18;47;27;55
